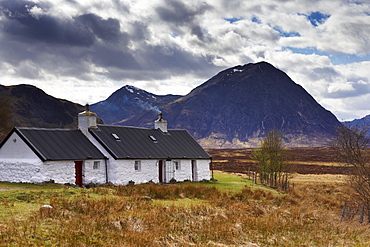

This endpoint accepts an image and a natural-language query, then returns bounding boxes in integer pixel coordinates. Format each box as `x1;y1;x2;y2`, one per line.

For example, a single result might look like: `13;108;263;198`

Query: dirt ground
207;147;350;175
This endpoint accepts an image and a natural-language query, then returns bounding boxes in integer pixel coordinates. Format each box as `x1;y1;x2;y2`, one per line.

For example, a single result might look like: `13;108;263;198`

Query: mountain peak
91;85;181;124
121;61;342;148
122;85;152;96
123;85;141;93
223;61;277;75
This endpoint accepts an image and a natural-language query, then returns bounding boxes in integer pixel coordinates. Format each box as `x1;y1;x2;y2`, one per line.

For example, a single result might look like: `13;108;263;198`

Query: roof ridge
17;127;79;131
95;124;187;131
96;124;152;130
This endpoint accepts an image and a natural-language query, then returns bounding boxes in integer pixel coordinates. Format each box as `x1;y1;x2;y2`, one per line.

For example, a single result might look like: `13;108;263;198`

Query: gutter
104;158;109;183
210;157;214;181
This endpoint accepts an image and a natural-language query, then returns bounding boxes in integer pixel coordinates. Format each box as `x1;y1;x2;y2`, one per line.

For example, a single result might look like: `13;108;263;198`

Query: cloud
0;0;369;121
155;0;211;41
75;13;122;42
0;0;96;46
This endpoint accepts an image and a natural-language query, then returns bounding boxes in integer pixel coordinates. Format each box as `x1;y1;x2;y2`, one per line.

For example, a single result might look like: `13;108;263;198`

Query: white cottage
0;109;211;186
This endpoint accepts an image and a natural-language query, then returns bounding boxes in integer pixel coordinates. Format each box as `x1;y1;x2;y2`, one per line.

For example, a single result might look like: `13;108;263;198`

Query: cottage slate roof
2;127;107;161
89;125;211;160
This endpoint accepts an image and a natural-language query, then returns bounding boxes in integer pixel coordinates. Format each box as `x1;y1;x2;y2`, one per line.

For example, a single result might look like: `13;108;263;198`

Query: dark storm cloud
0;0;45;15
0;0;124;46
191;25;205;41
156;0;201;24
0;0;137;80
92;41;220;82
155;0;211;40
75;14;121;42
0;0;219;81
87;45;138;70
0;0;95;46
128;44;219;79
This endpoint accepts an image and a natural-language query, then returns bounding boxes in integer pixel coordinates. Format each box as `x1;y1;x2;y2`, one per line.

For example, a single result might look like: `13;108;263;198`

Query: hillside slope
120;62;343;147
90;85;181;124
343;114;370;137
0;84;84;140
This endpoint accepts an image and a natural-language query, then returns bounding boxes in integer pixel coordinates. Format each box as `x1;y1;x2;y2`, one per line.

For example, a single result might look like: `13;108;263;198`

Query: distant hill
90;85;181;124
343;114;370;137
0;84;84;140
120;62;343;148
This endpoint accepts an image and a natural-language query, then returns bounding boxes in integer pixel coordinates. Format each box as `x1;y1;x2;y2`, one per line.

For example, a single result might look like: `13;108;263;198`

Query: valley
208;147;349;175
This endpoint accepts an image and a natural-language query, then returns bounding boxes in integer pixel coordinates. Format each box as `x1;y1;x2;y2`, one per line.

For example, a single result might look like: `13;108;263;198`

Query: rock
39;205;54;217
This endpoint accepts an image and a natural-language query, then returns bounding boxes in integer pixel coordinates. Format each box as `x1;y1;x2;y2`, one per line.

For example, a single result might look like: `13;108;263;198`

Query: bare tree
252;129;289;190
332;125;370;213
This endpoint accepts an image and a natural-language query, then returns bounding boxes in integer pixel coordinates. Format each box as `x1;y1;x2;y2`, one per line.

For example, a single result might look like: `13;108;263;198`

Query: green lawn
0;181;64;190
184;172;280;194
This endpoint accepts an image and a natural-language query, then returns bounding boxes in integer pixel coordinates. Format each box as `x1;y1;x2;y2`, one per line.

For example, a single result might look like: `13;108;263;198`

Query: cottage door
158;160;164;183
74;161;83;186
192;160;197;181
165;160;175;183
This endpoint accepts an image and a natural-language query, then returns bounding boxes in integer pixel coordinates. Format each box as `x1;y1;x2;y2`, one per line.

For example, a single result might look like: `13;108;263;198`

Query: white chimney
78;104;97;136
154;113;167;132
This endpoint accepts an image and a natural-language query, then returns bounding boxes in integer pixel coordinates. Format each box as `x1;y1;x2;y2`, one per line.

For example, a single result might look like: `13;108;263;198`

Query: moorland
0;147;369;246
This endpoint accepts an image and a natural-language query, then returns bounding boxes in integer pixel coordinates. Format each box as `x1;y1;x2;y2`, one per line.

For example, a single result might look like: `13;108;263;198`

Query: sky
0;0;370;121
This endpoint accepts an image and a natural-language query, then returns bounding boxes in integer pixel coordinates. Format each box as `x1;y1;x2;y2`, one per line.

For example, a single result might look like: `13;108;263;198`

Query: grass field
207;147;350;175
0;181;64;190
1;171;369;246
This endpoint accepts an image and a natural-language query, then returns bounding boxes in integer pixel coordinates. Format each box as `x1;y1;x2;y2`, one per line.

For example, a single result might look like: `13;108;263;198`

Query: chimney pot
154;112;167;132
78;105;97;136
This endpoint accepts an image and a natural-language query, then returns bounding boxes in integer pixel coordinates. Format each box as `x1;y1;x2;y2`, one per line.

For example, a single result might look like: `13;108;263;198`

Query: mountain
90;85;182;124
0;62;345;148
0;84;85;140
343;115;370;137
120;62;343;148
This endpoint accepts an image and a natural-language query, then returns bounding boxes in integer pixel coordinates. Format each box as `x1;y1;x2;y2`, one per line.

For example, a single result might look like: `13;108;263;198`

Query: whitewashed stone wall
195;159;211;181
87;131;211;185
0;160;44;183
43;160;107;185
109;159;159;185
0;158;210;184
109;159;211;185
86;133;117;183
83;159;107;184
42;161;76;184
173;160;192;181
0;158;107;185
0;132;40;159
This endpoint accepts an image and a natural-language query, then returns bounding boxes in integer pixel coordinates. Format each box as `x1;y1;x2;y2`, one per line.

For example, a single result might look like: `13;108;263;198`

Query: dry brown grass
1;177;370;246
208;147;349;175
290;173;347;183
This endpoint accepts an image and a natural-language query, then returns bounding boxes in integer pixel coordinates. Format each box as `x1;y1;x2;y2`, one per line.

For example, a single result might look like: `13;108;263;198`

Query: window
174;160;180;170
149;135;158;143
93;161;100;170
134;161;141;171
112;133;121;141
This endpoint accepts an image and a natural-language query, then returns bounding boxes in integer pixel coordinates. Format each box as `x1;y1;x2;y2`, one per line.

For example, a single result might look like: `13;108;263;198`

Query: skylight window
149;135;158;143
112;133;120;140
